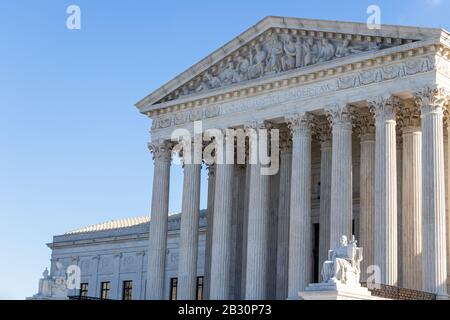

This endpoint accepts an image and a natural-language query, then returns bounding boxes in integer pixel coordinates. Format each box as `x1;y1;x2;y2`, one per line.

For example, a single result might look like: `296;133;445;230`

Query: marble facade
137;17;450;300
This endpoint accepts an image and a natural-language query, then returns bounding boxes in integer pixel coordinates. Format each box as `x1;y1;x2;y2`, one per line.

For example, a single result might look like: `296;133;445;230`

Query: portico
136;16;450;300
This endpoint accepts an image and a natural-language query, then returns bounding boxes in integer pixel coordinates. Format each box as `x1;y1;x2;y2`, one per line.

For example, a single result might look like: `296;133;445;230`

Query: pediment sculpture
321;235;363;286
161;30;401;103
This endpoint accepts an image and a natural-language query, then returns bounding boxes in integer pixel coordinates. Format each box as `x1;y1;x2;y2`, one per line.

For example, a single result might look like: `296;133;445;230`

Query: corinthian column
245;121;271;300
445;113;450;295
203;164;215;300
313;120;332;276
325;104;353;247
146;140;171;300
286;113;313;299
369;96;399;286
210;134;234;300
177;140;202;300
276;131;292;300
415;87;448;298
354;111;375;282
398;101;422;291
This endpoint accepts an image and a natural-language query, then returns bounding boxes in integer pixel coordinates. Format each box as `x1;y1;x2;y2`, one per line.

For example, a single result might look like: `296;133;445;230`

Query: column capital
325;103;352;130
148;140;172;162
279;126;293;154
244;120;271;131
285;112;314;136
352;109;375;137
312;117;332;144
397;99;421;130
414;86;449;115
368;95;400;121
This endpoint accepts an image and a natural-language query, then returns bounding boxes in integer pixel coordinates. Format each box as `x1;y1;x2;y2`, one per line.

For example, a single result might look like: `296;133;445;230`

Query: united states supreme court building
33;16;450;300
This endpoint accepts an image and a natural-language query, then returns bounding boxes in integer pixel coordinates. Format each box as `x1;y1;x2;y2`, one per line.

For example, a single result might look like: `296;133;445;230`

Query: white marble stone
416;87;449;298
177;146;202;300
275;140;292;300
146;140;171;300
245;122;271;300
286;113;313;299
369;96;399;286
326;104;353;247
401;125;422;291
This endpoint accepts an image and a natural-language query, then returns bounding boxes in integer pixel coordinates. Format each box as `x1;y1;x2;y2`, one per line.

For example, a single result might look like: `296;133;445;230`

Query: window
122;281;133;300
100;282;110;300
169;278;177;300
196;276;204;300
79;283;89;299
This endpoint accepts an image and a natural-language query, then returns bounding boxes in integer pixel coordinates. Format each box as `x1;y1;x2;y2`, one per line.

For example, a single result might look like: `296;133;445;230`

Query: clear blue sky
1;0;449;300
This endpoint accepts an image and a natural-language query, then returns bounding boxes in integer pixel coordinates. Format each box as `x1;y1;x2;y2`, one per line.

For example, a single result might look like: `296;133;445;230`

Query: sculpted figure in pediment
318;38;336;62
219;61;242;85
265;34;284;73
281;35;297;71
248;43;267;79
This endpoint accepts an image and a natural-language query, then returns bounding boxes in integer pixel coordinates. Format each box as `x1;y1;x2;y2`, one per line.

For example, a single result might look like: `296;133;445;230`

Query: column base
299;282;388;300
436;293;450;300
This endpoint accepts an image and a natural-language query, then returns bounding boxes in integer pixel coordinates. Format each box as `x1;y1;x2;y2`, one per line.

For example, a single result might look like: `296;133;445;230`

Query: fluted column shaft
327;105;353;247
318;138;332;276
445;130;450;294
240;164;251;299
370;97;398;286
210;158;234;299
417;87;448;297
402;127;422;290
245;123;270;300
177;146;202;300
232;165;246;300
146;141;171;300
203;165;215;300
359;132;375;282
287;113;312;299
276;145;292;299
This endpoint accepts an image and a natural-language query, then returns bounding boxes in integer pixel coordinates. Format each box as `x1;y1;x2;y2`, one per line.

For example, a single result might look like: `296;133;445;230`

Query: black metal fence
361;283;436;300
68;296;104;300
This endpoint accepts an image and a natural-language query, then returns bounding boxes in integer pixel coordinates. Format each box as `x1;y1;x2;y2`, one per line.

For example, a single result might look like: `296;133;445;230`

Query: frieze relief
158;29;407;104
151;56;434;131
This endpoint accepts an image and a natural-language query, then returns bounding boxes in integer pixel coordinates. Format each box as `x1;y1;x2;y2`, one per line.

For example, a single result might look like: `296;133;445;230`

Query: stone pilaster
276;132;292;300
313;120;332;277
286;113;313;298
244;121;271;300
210;134;235;300
326;104;353;247
354;111;375;282
146;140;172;300
177;141;202;300
398;101;422;291
369;95;399;286
203;164;215;300
415;87;448;297
89;256;100;298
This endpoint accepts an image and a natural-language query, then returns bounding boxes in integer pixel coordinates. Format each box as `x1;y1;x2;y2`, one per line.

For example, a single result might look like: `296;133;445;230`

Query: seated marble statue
321;235;363;285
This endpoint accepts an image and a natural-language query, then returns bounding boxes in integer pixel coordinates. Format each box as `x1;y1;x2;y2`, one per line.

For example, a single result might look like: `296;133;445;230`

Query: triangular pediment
136;16;443;112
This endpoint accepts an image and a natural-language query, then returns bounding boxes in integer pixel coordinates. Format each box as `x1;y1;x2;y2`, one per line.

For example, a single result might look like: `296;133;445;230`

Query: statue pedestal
299;282;387;300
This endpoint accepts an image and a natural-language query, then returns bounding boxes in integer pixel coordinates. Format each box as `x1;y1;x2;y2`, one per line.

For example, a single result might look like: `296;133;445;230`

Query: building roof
64;216;151;235
62;210;207;236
